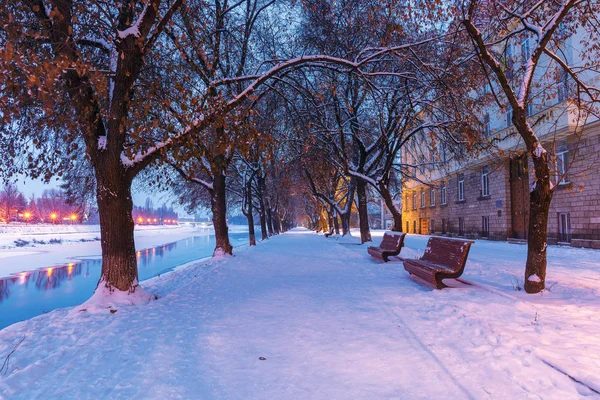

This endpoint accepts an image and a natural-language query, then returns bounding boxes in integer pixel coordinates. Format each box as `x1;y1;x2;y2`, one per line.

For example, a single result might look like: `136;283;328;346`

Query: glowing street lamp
49;212;58;223
24;211;31;223
137;217;143;224
70;214;78;223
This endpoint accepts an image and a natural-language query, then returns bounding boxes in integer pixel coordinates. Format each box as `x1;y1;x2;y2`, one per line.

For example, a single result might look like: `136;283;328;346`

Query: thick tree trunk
210;168;232;256
245;181;256;246
524;152;553;293
339;211;351;235
356;179;372;243
379;184;402;232
96;173;138;292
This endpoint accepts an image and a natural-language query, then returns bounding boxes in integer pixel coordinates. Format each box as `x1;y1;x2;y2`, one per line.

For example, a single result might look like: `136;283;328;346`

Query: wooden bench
403;237;474;289
368;232;406;262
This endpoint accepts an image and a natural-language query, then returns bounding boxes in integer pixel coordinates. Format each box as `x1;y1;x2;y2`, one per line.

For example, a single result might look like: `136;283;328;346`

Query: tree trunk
266;204;275;236
333;209;340;234
273;212;281;234
210;167;232;256
245;180;256;246
96;173;138;292
356;179;372;243
379;183;402;232
257;176;269;240
524;152;553;293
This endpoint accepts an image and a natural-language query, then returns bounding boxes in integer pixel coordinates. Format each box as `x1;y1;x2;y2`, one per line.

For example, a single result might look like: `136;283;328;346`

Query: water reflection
0;233;247;330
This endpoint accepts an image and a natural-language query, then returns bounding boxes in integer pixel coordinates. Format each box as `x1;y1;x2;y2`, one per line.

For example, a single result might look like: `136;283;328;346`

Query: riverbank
1;228;599;399
0;224;249;278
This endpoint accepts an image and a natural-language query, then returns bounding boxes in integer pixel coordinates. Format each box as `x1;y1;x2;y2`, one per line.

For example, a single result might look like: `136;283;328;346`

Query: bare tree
460;0;600;293
0;184;26;223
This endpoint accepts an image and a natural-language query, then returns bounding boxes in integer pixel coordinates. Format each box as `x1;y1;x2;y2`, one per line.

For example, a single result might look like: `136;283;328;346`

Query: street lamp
49;212;58;224
70;214;78;223
24;211;31;224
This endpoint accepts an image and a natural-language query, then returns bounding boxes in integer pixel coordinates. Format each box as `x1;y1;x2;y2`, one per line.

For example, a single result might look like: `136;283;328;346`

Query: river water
0;233;248;330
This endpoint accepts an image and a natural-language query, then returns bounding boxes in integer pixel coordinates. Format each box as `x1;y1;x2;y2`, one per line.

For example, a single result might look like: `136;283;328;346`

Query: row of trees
1;0;599;295
0;184;84;224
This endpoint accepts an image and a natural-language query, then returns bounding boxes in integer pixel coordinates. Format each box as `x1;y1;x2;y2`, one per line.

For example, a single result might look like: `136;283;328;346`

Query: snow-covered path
1;228;599;399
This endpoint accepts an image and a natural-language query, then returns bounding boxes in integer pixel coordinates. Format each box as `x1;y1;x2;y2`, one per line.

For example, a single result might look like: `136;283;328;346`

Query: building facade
402;113;600;249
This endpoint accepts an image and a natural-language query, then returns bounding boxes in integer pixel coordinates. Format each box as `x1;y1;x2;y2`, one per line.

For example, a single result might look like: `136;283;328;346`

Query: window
442;219;446;234
558;212;571;243
457;174;465;201
413;220;417;234
483;83;490;94
459;217;465;236
505;43;514;79
412;193;417;210
556;146;570;184
481;166;490;197
420;191;425;208
406;221;409;233
441;182;447;205
527;102;534;116
506;108;512;127
521;37;530;61
430;188;435;206
557;69;569;102
405;195;409;211
482;216;489;237
430;219;435;234
484;113;491;136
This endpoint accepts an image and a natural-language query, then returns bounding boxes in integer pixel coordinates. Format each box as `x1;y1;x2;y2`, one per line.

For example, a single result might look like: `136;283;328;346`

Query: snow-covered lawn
1;228;599;399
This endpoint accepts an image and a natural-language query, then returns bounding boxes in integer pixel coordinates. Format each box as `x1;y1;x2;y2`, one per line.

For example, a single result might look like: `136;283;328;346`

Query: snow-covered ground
1;228;600;399
0;224;248;278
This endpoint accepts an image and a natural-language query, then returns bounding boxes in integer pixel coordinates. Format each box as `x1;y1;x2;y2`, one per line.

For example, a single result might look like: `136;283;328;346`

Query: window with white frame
441;182;447;205
412;193;417;210
484;113;491;136
420;191;425;208
430;188;435;206
457;174;465;201
481;166;490;197
556;146;570;184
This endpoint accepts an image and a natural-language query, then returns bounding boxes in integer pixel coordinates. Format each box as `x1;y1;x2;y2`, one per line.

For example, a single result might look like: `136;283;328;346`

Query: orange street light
70;214;77;221
137;217;143;224
50;212;58;223
147;218;151;223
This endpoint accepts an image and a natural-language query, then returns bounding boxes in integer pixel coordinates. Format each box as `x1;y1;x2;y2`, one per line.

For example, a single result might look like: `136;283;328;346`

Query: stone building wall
402;159;512;240
402;124;600;249
547;125;600;248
